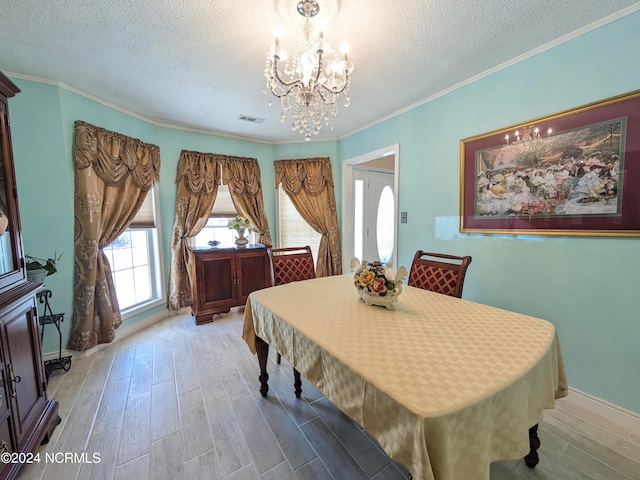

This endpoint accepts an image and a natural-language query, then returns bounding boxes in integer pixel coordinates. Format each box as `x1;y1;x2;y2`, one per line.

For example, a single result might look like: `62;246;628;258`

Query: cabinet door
195;251;236;310
1;297;46;447
235;249;269;305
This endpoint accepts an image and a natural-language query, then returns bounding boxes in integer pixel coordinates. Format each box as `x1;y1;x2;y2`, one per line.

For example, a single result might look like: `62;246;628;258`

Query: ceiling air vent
237;115;265;124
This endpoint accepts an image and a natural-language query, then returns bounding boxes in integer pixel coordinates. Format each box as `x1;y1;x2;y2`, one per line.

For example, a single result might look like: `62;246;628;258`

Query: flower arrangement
351;258;408;309
227;216;252;234
228;216;252;247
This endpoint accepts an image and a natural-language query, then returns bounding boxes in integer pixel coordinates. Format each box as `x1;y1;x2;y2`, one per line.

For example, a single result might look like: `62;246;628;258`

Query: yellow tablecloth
242;275;568;480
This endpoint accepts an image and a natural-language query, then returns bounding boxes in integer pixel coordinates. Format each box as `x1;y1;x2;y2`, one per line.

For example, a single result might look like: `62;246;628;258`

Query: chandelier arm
269;79;302;99
316;81;348;97
314;86;335;104
271;56;305;89
312;48;324;87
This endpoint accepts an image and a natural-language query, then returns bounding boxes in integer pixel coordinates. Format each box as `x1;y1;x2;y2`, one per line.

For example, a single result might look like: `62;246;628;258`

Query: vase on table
351;258;408;310
357;285;403;310
235;228;249;248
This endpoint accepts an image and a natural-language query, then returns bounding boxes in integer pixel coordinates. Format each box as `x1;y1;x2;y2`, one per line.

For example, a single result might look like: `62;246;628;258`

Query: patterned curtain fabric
274;157;342;277
69;121;160;351
222;156;272;246
167;150;222;310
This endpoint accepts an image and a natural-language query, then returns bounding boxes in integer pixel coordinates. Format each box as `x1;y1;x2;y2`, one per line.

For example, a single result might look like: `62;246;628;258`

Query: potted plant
25;251;63;284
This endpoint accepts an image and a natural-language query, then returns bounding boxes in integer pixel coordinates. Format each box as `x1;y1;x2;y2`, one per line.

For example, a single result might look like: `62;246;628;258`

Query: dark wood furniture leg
293;368;302;398
255;336;270;397
524;424;540;468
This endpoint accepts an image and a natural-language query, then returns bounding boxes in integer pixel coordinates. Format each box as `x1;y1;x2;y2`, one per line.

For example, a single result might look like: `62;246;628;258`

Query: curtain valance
74;120;160;190
274;157;334;195
175;150;223;195
223;156;262;197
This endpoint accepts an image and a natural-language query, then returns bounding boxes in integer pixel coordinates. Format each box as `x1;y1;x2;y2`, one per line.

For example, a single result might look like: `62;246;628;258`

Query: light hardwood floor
17;309;640;480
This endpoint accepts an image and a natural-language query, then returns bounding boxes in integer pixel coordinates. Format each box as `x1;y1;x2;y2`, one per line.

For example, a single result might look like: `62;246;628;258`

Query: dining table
242;274;568;480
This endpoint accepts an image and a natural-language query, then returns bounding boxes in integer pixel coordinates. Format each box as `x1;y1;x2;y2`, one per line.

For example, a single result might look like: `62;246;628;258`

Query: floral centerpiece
351;258;407;310
227;216;252;247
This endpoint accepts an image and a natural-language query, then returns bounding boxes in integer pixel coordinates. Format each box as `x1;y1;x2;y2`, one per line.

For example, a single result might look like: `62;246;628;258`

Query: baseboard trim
557;388;640;440
42;308;170;361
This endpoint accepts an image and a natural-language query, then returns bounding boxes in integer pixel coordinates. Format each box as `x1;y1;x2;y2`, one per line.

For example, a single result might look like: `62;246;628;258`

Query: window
376;185;395;264
192;217;256;247
103;187;164;315
192;184;256;247
354;178;364;261
276;184;322;267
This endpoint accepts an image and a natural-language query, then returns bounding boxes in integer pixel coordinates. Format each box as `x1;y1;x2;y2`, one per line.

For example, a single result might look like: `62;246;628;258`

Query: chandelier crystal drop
264;0;354;141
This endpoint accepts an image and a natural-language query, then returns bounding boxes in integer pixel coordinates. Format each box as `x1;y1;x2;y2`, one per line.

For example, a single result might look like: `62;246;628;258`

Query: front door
353;169;395;265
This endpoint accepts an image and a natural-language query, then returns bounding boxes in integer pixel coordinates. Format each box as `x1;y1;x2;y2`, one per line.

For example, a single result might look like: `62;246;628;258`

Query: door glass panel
0;104;15;274
376;185;394;263
354;179;364;260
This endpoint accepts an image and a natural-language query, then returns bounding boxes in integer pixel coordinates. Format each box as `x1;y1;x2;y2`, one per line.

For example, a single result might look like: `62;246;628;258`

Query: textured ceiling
1;1;639;143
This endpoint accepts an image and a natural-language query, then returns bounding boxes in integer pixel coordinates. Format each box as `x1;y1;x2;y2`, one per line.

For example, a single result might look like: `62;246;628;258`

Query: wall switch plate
401;212;407;223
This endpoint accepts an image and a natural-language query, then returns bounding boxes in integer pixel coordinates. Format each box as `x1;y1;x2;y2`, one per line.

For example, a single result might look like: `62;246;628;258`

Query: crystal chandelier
264;0;354;141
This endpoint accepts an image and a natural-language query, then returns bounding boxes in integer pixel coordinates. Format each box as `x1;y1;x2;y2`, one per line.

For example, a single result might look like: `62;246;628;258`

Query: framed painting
460;90;640;236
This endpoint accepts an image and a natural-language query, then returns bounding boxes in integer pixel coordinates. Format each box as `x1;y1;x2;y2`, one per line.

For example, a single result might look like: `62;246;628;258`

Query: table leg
255;336;269;397
524;424;540;468
293;368;302;398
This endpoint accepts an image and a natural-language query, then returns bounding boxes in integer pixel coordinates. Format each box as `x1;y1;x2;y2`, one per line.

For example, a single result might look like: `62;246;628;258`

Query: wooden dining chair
267;246;316;365
407;250;472;298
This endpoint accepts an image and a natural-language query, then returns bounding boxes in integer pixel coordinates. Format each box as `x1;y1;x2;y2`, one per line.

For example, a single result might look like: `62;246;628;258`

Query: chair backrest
407;250;472;298
268;246;316;286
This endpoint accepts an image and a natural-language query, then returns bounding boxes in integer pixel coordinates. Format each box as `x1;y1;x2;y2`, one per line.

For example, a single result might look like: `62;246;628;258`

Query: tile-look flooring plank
150;431;186;480
231;395;286;474
255;395;317;470
178;388;215;461
128;348;153;397
150;378;180;441
260;461;297;480
91;375;129;436
294;458;335;480
118;392;151;465
78;427;121;480
184;450;223;480
205;397;253;477
311;396;390;477
300;417;370;480
17;310;640;480
115;454;150;480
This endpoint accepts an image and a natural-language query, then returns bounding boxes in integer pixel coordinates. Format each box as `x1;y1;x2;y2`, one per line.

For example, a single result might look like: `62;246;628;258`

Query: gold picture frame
460;90;640;236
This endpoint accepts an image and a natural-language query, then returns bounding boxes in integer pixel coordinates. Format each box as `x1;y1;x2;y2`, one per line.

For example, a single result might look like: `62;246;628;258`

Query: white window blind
210;184;237;217
130;188;156;229
277;185;321;266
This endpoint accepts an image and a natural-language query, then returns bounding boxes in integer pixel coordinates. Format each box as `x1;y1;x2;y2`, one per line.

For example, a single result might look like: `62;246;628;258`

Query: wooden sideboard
189;244;271;325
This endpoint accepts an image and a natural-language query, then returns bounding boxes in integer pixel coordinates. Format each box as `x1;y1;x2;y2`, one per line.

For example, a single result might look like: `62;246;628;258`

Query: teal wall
6;78;330;355
4;9;640;414
340;11;640;414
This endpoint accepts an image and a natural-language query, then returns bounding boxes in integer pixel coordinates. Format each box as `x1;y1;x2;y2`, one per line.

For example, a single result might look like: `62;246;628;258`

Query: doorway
353;168;395;264
342;144;399;271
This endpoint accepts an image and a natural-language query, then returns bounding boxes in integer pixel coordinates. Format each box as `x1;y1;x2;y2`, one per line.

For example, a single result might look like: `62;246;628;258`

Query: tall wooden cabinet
189;244;271;324
0;71;60;480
